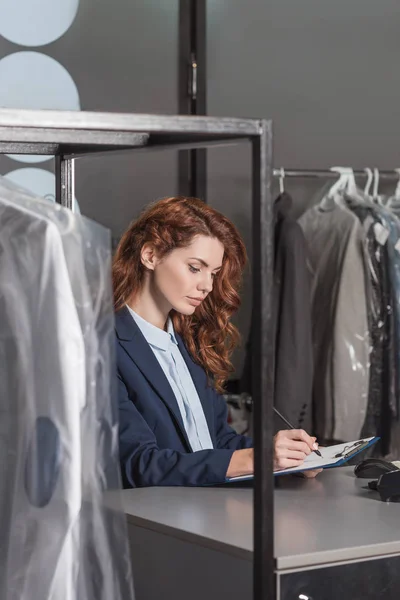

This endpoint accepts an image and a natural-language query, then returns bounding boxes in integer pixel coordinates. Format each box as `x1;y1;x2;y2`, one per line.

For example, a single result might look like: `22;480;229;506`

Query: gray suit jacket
299;200;370;441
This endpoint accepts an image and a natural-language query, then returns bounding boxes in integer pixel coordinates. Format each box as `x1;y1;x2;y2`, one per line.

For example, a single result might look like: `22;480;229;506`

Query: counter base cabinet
278;554;400;600
128;522;400;600
119;474;400;600
128;523;252;600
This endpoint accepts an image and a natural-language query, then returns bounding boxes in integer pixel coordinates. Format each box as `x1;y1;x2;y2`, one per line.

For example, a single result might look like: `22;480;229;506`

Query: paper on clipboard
226;437;379;482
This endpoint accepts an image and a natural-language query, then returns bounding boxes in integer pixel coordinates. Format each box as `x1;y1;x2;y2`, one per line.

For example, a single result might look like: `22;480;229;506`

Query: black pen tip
314;449;322;457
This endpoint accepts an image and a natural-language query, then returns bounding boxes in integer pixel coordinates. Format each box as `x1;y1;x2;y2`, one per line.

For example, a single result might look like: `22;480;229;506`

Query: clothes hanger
278;167;285;194
386;168;400;209
372;167;384;205
338;166;369;206
346;167;358;196
364;167;373;197
346;166;371;206
394;168;400;200
327;167;355;199
319;167;354;210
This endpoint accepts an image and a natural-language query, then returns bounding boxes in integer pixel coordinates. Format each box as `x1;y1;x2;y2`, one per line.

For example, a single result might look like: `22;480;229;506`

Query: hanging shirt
127;307;214;452
0;198;85;600
0;177;135;600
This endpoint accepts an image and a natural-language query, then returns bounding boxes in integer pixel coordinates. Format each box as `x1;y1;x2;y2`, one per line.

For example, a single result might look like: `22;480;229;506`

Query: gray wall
0;0;181;240
207;0;400;375
2;0;400;376
71;0;180;240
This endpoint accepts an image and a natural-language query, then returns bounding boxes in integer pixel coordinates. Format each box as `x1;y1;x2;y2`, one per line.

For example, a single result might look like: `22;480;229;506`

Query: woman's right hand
226;429;319;478
273;429;318;471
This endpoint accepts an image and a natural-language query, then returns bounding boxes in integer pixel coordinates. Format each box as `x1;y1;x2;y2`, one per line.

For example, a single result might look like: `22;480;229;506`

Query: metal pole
178;0;207;200
272;168;400;180
55;155;75;209
252;121;275;600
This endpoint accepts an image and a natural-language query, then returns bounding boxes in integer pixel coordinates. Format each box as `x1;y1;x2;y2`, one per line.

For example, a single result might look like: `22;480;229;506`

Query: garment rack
0;107;274;600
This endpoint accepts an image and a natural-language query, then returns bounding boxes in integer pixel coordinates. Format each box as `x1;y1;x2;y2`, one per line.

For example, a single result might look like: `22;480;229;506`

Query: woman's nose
198;274;213;293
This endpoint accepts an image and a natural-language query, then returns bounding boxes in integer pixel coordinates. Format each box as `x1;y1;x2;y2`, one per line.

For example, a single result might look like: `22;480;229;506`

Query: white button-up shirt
127;307;214;452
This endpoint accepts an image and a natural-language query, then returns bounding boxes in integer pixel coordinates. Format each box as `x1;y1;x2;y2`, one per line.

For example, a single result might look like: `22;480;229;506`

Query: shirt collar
126;305;177;351
166;318;178;346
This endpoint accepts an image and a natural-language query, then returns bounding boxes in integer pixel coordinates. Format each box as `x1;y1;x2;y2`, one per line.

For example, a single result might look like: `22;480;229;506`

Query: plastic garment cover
381;194;400;458
346;200;396;456
376;204;400;417
299;167;400;456
0;177;135;600
349;200;400;457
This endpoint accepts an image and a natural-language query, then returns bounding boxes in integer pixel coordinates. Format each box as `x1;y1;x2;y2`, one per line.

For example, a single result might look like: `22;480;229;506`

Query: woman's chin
172;301;197;315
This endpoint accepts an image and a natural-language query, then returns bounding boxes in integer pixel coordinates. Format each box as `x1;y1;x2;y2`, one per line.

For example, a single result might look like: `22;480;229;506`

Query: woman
113;196;320;487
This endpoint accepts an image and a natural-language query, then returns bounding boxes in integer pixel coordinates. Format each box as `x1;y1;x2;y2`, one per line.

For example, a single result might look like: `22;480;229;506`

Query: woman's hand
226;429;322;479
273;429;319;471
300;469;323;478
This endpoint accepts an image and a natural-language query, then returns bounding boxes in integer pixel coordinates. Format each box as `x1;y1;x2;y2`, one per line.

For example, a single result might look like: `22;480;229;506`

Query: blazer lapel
176;335;214;434
115;307;191;449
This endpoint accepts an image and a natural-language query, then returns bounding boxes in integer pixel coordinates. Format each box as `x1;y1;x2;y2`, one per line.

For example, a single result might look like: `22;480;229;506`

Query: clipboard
273;436;380;476
226;436;380;483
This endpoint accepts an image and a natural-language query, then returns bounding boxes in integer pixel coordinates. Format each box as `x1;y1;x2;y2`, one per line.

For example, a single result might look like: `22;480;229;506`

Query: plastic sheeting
347;200;398;455
0;177;134;600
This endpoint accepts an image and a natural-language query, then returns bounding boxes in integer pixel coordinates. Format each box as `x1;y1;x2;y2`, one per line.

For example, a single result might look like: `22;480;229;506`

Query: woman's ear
140;243;158;271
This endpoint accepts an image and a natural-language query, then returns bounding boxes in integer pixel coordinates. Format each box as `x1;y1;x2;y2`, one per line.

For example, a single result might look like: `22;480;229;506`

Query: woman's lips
186;297;203;307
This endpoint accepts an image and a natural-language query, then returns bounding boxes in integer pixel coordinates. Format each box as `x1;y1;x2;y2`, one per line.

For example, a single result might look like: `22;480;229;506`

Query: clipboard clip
334;439;368;458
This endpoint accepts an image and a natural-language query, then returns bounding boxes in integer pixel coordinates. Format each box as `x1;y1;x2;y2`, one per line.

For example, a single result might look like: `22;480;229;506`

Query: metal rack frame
0;108;275;600
178;0;207;199
272;168;400;180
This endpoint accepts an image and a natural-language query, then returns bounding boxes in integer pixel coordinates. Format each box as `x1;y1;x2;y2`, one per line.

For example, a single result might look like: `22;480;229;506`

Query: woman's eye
189;265;200;273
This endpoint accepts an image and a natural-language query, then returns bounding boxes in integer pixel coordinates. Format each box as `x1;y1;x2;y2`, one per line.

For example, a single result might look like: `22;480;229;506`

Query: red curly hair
112;196;247;393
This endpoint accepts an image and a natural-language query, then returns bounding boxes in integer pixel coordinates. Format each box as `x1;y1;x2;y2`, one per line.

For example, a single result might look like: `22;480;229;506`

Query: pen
273;406;322;457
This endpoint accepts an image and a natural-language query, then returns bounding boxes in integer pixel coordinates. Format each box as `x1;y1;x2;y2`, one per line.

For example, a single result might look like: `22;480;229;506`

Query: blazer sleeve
118;374;236;487
213;389;253;451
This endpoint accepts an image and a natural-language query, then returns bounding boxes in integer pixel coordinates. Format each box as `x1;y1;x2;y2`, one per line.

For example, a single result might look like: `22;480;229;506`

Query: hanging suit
241;193;314;432
299;198;370;442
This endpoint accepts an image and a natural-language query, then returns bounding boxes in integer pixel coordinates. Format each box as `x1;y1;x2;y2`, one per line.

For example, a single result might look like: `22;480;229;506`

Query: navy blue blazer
115;306;253;487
